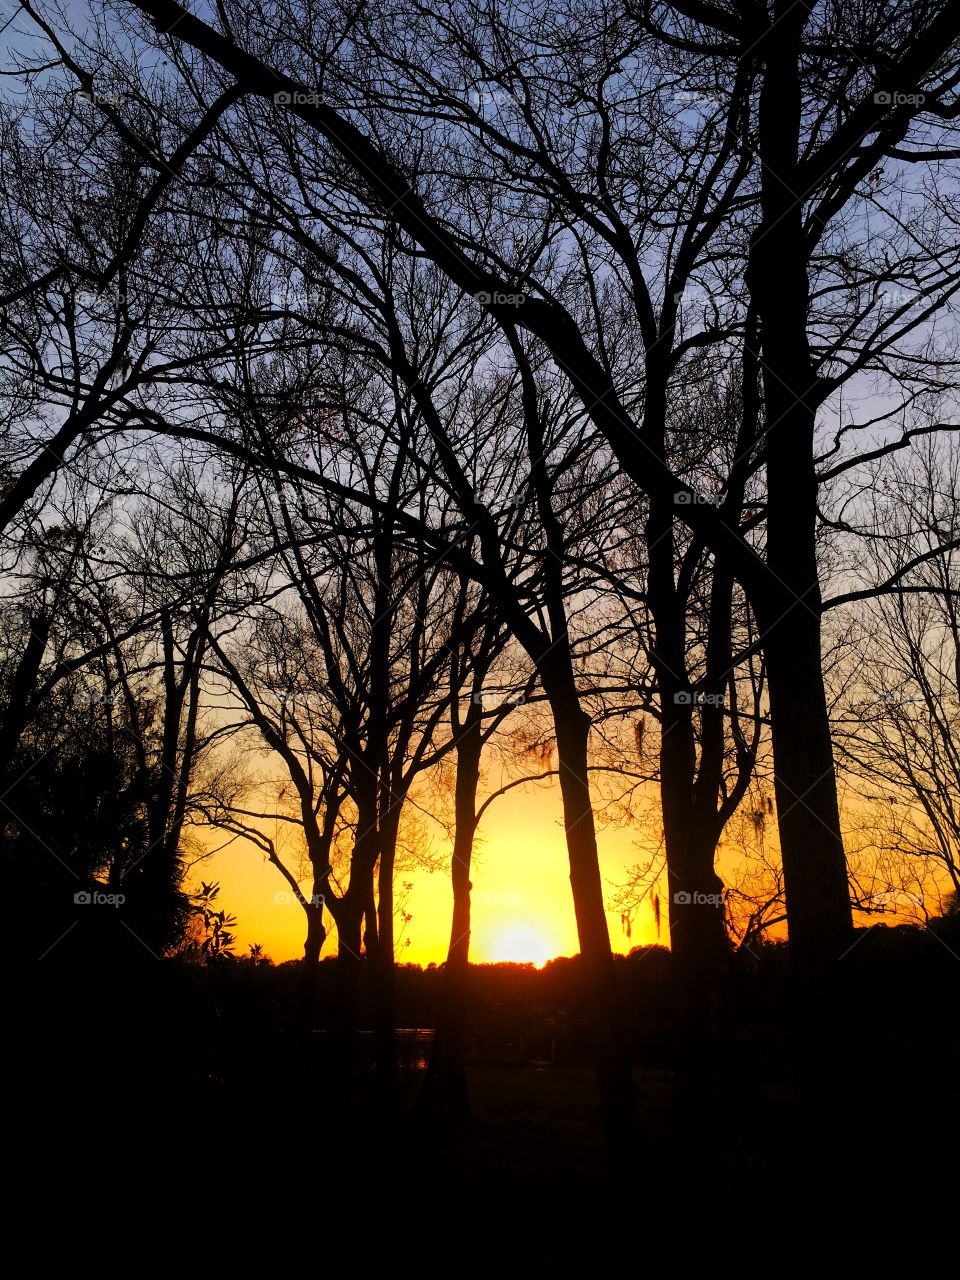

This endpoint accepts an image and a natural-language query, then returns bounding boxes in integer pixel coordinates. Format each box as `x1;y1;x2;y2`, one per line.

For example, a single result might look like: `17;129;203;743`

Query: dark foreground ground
8;927;958;1262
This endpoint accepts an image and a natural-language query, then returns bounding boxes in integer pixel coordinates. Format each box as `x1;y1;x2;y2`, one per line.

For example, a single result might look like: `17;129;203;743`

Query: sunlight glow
492;928;551;967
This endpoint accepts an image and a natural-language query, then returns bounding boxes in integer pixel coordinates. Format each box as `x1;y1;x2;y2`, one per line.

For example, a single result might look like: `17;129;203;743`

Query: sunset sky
200;774;663;965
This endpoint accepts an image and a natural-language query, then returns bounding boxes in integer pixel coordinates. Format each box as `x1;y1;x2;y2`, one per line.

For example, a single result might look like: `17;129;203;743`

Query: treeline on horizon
18;920;959;1062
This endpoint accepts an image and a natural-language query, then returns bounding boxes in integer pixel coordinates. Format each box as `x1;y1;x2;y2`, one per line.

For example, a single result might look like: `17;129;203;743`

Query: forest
2;0;958;1257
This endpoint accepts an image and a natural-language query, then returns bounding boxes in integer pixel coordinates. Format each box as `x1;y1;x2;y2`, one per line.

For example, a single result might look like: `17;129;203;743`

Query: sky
198;772;663;966
5;1;950;967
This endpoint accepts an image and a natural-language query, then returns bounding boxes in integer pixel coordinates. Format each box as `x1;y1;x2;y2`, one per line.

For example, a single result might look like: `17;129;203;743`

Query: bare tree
831;435;960;913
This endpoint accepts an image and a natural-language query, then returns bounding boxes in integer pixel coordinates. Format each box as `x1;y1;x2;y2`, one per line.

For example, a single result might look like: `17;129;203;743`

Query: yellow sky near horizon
197;773;665;966
191;766;939;966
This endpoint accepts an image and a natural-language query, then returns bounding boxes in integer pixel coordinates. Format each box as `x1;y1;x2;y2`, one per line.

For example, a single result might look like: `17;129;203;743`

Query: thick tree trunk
372;816;399;1098
301;900;325;1026
510;332;637;1152
655;656;729;977
332;899;364;1078
660;704;728;1138
421;706;482;1118
763;617;853;970
550;691;637;1150
747;1;855;1156
642;344;731;976
643;359;732;1139
750;0;853;976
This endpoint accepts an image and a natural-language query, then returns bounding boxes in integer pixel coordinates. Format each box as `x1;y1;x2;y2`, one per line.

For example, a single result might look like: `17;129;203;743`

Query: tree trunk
0;615;49;778
643;348;732;1141
659;700;728;1141
301;900;325;1027
422;705;482;1118
508;329;637;1151
650;544;729;980
762;618;853;970
372;814;399;1099
747;1;855;1155
749;0;853;976
332;899;364;1079
550;690;637;1152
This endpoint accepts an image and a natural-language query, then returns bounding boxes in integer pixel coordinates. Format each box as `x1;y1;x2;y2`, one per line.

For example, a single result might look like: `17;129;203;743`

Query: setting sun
492;928;552;967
